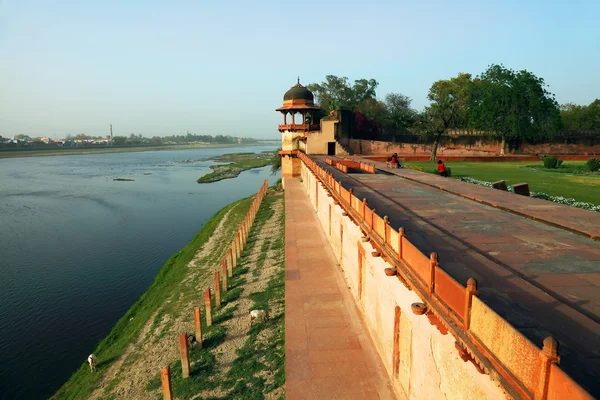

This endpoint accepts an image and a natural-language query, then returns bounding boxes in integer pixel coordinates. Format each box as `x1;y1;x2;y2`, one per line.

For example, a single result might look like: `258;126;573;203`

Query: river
0;146;278;399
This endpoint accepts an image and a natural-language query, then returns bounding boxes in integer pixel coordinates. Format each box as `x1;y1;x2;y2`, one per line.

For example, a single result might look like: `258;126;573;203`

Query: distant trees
307;65;572;159
560;100;600;131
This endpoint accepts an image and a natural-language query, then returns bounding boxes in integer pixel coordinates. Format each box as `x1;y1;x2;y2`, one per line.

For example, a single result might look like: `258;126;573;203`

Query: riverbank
197;152;274;183
52;187;285;399
0;142;279;159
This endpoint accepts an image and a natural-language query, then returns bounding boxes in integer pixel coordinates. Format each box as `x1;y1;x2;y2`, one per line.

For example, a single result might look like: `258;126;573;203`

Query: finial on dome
297;76;300;84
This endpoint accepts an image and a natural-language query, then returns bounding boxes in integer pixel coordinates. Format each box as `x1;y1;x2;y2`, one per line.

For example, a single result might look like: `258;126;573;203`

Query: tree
469;64;561;154
271;148;282;175
307;75;379;112
384;93;418;135
418;73;473;160
561;100;600;131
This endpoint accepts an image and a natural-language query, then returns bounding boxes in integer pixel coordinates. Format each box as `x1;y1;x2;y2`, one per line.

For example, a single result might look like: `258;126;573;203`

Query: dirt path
194;193;284;399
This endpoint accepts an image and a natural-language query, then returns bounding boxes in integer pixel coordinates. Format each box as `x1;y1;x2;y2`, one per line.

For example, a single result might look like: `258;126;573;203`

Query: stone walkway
284;178;397;400
356;156;600;239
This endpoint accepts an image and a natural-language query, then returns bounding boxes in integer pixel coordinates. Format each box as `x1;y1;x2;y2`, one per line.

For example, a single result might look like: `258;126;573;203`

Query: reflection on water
0;146;278;399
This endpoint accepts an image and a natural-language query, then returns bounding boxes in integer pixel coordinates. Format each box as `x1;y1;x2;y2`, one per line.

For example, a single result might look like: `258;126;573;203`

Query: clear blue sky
1;0;599;139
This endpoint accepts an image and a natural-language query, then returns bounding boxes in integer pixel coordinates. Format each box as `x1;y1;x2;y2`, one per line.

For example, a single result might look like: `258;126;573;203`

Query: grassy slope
51;195;254;400
403;160;600;204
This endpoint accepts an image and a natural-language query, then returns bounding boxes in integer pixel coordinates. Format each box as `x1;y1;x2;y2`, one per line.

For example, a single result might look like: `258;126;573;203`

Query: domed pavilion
276;78;321;132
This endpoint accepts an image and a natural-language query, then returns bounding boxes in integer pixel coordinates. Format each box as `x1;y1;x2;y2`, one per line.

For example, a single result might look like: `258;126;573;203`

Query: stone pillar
231;241;237;268
178;333;190;378
221;259;228;292
204;288;212;327
193;307;203;349
214;271;221;307
161;366;173;400
227;249;233;277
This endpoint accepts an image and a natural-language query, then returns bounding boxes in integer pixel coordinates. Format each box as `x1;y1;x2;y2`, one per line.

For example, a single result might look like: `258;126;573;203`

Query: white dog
249;309;267;323
88;354;97;372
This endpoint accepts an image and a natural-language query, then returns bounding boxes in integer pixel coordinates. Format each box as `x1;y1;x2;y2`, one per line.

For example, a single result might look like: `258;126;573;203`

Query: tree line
307;65;599;160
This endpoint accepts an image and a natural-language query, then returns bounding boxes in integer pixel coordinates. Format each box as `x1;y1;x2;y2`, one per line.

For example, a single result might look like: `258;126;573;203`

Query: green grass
403;160;600;204
197;152;275;183
51;195;255;400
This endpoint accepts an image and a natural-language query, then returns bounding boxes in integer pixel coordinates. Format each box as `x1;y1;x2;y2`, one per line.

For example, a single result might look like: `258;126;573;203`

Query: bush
587;158;600;172
543;156;559;169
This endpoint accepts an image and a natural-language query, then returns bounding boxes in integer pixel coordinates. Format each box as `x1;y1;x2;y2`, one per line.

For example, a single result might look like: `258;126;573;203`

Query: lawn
402;160;600;205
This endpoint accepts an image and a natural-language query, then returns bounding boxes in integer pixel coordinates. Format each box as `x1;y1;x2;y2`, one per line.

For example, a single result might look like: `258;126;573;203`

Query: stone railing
324;156;376;174
297;152;592;400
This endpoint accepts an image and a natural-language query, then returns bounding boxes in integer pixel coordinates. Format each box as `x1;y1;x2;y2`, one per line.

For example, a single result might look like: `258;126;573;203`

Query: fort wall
347;138;600;157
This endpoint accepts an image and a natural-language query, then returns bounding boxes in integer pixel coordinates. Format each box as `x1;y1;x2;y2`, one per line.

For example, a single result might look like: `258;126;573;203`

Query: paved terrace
314;155;600;397
284;178;397;400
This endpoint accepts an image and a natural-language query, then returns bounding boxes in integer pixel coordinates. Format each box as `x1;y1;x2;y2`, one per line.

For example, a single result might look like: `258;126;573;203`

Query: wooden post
193;307;203;349
161;366;173;400
464;278;478;330
231;241;237;268
429;253;438;295
214;271;221;307
221;259;228;292
227;248;233;276
204;288;212;327
179;333;190;378
236;232;241;258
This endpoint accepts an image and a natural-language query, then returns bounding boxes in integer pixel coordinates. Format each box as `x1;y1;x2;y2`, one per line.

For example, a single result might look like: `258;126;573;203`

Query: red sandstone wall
349;139;600;156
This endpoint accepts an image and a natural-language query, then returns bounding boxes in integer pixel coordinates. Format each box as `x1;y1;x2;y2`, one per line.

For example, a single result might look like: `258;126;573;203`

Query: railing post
362;198;367;220
204;288;212;327
534;337;560;400
398;227;405;259
384;216;390;244
221;259;228;292
464;278;478;330
178;333;190;378
349;188;353;206
429;252;438;295
236;232;241;258
193;306;203;349
161;366;173;400
371;209;375;231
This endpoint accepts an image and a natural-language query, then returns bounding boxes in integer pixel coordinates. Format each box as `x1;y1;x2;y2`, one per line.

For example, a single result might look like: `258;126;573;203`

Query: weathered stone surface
512;182;530;196
492;180;508;191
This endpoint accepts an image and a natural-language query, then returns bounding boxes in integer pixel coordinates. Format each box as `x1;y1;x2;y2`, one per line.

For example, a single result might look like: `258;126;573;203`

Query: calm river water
0;146;278;399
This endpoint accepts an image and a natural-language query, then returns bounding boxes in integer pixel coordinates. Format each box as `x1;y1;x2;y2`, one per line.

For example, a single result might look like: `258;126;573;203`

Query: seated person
437;160;448;177
387;153;399;168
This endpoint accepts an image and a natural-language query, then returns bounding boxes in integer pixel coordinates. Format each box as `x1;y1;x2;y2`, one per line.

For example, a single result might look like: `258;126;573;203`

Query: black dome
283;82;314;103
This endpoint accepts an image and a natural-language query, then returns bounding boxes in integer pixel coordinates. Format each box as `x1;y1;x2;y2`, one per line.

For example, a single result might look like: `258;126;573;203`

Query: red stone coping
355;157;600;240
297;152;595;400
362;155;595;162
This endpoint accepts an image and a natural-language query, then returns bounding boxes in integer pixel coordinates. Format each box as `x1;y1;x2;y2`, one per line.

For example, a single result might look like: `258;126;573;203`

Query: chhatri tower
276;79;353;178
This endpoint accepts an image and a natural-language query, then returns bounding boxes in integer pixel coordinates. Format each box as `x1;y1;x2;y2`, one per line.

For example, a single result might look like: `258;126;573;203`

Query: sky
1;0;599;139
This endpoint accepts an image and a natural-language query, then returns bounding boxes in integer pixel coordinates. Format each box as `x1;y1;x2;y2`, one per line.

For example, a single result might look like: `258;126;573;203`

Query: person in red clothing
437;160;448;177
